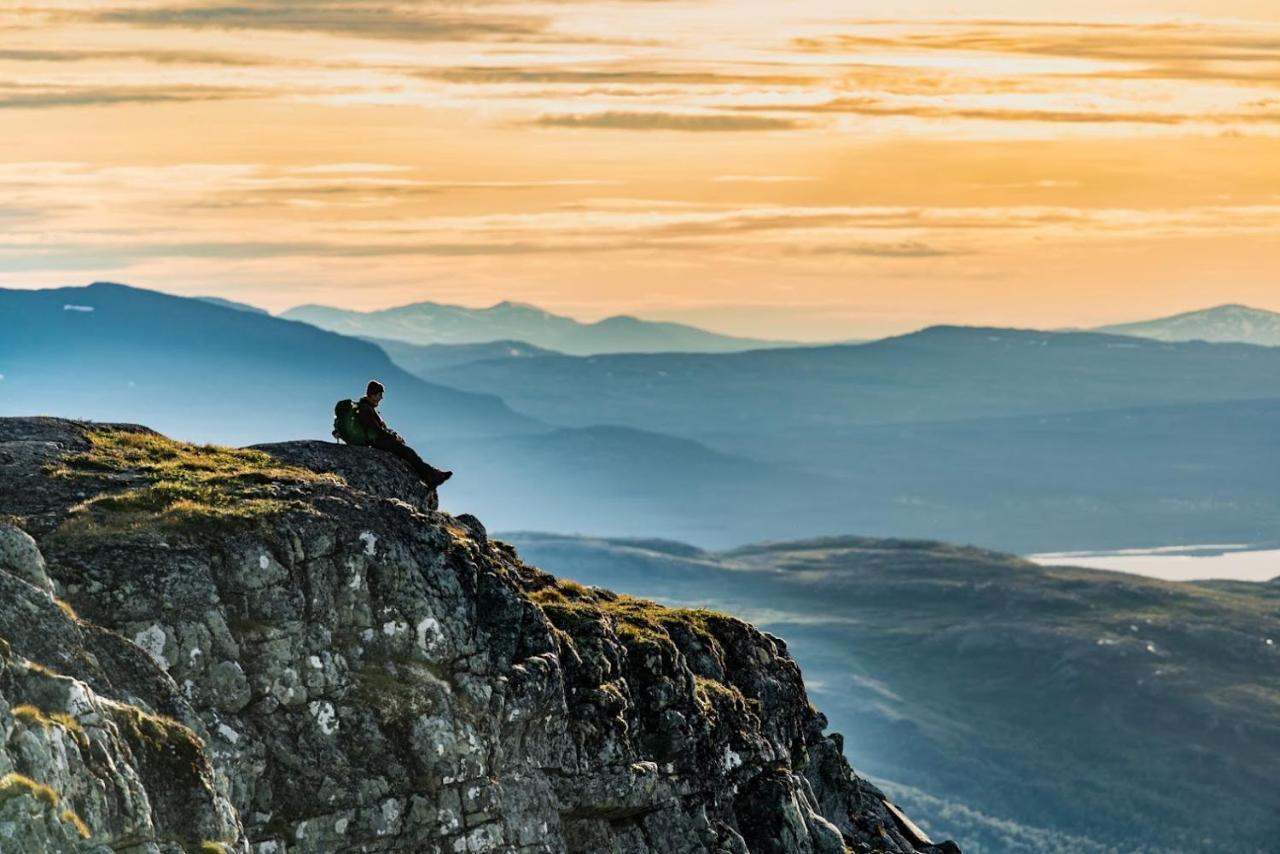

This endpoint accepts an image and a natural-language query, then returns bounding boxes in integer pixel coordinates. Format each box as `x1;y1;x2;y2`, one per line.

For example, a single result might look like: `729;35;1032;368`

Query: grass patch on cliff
694;674;747;716
0;773;90;838
12;703;89;748
530;576;733;656
0;772;60;808
48;429;342;537
105;699;207;782
61;808;92;840
354;659;452;726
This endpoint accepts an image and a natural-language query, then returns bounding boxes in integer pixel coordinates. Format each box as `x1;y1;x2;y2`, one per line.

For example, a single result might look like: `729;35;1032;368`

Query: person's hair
366;380;385;397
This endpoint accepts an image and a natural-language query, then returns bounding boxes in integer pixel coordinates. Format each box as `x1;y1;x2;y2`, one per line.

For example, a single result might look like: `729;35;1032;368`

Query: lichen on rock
0;418;958;853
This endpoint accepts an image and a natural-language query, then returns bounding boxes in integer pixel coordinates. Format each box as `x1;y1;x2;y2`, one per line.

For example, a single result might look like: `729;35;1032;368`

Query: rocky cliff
0;417;958;854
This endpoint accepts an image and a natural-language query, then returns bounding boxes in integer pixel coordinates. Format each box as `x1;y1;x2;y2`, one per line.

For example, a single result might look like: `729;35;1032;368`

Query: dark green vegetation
48;427;340;537
505;532;1280;854
283;299;794;355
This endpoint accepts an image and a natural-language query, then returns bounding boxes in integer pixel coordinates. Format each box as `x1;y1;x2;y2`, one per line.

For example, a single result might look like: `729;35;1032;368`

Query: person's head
366;380;385;406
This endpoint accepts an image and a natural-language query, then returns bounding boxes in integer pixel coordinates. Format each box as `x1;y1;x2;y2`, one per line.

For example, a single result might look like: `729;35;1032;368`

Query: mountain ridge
1094;303;1280;346
0;281;539;446
281;298;801;355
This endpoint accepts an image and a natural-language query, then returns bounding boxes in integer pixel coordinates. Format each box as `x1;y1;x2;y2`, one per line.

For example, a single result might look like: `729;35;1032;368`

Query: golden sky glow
2;1;1279;338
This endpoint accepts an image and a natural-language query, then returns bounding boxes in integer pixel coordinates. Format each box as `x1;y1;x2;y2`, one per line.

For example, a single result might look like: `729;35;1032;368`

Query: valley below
503;532;1280;853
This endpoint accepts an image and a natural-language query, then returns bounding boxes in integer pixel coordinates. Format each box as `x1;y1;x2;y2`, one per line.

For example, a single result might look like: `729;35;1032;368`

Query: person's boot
430;470;453;488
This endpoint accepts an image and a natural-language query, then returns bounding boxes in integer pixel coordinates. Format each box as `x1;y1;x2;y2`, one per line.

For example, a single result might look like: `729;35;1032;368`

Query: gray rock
0;523;53;595
0;417;959;853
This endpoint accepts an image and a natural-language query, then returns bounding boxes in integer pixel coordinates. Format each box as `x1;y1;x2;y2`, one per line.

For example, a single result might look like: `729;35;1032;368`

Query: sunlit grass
11;703;89;748
48;429;342;537
0;772;60;808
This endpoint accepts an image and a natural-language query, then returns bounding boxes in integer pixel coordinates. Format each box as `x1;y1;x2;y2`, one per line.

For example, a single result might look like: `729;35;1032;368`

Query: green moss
694;674;746;714
47;429;343;538
106;700;207;782
197;841;231;854
354;661;444;726
529;576;732;653
0;772;60;808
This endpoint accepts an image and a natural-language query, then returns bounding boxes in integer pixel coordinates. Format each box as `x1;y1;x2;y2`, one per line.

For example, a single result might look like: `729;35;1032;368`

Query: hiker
339;381;452;489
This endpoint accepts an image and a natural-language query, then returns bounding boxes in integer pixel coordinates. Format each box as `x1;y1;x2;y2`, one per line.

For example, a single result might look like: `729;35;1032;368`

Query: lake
1028;543;1280;583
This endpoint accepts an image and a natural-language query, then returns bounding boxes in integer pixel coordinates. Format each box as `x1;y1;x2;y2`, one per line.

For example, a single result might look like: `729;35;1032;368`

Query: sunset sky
2;1;1278;339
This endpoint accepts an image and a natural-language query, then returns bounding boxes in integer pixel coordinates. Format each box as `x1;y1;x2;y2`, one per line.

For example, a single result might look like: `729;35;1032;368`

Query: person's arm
356;401;397;443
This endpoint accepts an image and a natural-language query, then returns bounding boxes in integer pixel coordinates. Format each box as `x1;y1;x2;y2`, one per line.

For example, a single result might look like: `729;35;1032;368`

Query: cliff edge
0;417;959;853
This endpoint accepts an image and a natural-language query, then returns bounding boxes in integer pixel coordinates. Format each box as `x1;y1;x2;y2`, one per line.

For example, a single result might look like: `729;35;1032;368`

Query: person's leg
375;438;448;486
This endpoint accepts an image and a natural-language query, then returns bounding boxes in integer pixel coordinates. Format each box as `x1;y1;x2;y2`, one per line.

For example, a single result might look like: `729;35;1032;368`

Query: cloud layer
2;3;1279;333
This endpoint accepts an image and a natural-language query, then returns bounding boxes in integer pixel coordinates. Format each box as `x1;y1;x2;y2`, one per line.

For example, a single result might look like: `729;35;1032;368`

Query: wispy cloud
415;66;818;87
794;241;961;258
713;175;816;183
530;111;805;131
82;2;548;42
0;47;282;66
0;83;267;109
5;5;1280;323
792;20;1280;85
732;97;1280;127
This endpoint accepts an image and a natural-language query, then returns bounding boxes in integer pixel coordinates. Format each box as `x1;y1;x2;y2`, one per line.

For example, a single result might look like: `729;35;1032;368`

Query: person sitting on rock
357;380;452;490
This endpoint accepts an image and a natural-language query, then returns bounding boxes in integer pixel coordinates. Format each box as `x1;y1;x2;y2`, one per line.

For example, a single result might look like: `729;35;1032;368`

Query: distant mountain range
367;337;557;375
416;325;1280;436
396;327;1280;551
503;532;1280;854
0;282;849;546
0;282;535;445
1094;303;1280;346
4;283;1278;553
281;299;798;355
197;295;269;315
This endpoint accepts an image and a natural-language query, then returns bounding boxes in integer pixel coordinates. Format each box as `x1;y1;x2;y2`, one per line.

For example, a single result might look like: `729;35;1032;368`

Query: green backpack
333;399;371;445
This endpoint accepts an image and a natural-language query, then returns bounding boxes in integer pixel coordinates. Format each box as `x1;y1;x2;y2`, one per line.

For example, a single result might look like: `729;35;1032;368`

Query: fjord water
1029;543;1280;582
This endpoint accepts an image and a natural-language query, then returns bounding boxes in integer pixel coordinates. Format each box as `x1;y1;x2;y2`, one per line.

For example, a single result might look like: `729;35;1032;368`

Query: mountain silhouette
0;282;536;445
282;299;797;355
1095;303;1280;346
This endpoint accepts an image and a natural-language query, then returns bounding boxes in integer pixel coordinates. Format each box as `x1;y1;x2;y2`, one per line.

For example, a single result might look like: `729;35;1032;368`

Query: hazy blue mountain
0;283;852;547
1095;304;1280;346
462;398;1279;553
419;326;1280;437
7;284;1278;554
0;282;537;446
502;532;1280;854
445;424;852;546
197;295;269;315
281;299;796;355
368;337;559;374
403;328;1280;552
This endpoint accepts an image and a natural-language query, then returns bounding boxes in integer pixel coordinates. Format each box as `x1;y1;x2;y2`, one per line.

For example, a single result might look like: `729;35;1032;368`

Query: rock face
0;417;958;853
